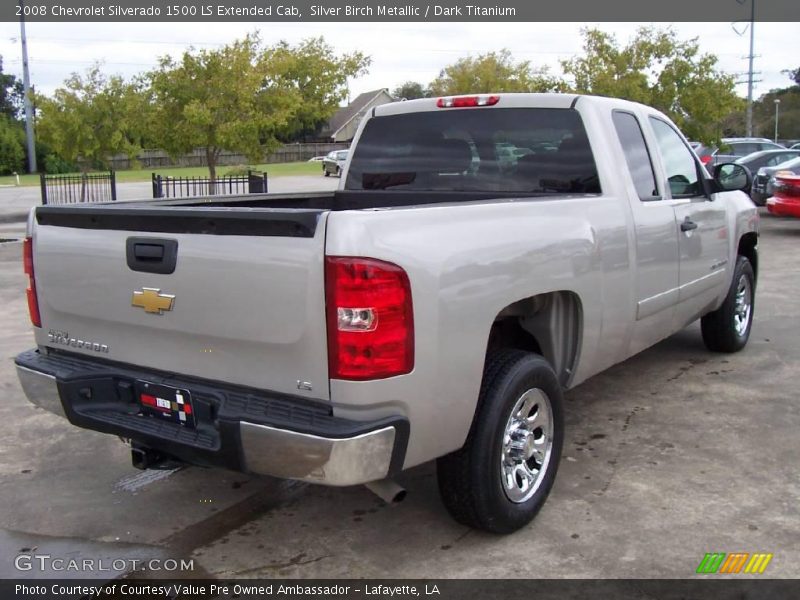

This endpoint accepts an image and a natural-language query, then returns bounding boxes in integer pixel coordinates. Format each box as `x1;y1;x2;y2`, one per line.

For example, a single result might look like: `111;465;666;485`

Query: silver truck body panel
31;216;331;401
330;94;758;469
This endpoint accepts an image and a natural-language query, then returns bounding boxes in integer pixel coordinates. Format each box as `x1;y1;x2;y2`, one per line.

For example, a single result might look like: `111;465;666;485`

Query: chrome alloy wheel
733;274;752;337
501;388;554;503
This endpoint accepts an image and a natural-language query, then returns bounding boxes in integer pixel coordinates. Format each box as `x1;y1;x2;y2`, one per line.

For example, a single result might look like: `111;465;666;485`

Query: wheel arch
486;291;583;387
738;231;758;284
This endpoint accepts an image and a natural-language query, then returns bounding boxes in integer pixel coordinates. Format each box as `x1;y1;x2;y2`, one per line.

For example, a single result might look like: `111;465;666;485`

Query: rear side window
730;143;759;156
345;108;600;194
612;111;659;201
649;118;704;197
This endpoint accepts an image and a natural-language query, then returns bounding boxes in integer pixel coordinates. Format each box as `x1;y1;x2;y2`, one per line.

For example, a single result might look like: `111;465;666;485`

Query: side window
649;118;704;197
733;143;757;156
612;111;659;201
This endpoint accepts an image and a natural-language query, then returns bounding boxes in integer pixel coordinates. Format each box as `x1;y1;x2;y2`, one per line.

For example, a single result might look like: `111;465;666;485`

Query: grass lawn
0;161;322;187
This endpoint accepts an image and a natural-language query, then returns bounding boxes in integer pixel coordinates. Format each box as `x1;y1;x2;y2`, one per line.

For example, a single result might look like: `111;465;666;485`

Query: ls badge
132;288;175;314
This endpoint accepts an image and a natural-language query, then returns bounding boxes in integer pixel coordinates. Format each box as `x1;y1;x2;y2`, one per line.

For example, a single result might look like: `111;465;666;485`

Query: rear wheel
335;166;341;177
701;255;755;352
437;350;564;533
324;167;330;177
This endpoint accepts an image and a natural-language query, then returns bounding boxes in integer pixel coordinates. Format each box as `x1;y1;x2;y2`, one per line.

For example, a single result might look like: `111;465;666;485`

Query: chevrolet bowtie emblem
132;288;175;314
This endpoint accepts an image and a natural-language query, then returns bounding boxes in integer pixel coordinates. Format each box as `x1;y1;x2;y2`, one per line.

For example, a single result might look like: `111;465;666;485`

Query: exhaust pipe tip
365;479;406;504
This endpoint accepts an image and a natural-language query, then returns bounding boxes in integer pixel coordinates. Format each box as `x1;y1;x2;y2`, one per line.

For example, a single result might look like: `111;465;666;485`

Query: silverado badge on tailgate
132;288;175;314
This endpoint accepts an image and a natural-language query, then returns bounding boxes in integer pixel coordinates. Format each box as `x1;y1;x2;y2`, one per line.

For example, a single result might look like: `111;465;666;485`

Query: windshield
345;108;600;194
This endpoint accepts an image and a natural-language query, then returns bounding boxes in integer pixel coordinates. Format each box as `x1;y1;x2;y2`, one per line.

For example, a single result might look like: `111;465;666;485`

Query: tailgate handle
134;244;164;260
126;237;178;274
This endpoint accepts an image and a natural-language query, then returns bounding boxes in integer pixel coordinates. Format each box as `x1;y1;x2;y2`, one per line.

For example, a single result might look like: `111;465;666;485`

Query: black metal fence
152;171;268;199
40;171;117;205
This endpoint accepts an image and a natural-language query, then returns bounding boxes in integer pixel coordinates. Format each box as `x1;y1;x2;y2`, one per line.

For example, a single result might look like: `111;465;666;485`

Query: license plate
137;382;195;428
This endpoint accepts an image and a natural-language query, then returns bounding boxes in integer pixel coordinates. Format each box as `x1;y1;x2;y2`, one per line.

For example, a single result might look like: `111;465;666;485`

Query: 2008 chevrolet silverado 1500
16;94;758;533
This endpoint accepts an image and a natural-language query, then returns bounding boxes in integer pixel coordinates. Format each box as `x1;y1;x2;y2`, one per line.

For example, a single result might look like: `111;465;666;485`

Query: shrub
0;118;24;174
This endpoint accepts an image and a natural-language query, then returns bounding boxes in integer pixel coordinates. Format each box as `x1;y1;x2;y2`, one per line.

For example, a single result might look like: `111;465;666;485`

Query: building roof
326;89;393;137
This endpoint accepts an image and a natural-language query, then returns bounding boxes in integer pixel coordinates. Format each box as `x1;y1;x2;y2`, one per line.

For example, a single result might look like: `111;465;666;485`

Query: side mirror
713;163;752;193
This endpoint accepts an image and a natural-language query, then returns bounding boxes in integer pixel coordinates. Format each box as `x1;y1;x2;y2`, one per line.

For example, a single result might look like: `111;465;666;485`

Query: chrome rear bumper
15;351;407;487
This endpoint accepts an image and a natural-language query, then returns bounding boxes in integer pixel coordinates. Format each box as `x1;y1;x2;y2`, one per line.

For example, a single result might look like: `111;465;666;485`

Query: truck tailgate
31;207;331;401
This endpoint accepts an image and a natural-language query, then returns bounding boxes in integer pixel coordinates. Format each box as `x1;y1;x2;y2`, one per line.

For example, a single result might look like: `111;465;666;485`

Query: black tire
437;349;564;534
324;168;330;177
701;255;755;352
335;167;341;177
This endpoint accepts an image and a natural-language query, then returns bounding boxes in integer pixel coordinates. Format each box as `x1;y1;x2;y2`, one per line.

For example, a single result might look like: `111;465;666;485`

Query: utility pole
19;0;37;173
745;0;755;137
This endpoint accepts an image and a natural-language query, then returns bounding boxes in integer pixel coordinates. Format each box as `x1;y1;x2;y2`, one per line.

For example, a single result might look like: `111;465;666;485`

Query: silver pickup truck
16;94;758;533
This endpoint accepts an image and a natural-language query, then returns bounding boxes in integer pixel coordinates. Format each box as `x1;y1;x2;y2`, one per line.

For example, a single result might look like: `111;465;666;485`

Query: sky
0;21;798;103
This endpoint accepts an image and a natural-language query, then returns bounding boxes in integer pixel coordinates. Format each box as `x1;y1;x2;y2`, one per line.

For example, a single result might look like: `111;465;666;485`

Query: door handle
681;219;698;232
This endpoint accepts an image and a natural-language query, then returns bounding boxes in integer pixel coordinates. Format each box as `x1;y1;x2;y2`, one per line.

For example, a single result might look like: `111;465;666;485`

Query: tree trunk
206;147;217;195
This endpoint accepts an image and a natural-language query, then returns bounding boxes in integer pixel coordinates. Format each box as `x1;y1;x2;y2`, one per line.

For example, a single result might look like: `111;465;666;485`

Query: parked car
766;172;800;218
696;138;785;168
307;155;326;162
752;156;800;206
791;143;800;150
735;148;800;176
16;93;758;534
322;150;348;177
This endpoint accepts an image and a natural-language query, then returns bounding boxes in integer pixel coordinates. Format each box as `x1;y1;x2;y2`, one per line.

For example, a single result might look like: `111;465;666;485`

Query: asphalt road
0;207;797;580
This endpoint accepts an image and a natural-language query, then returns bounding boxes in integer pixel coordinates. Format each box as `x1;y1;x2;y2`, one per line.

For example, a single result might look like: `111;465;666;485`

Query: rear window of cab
345;108;600;195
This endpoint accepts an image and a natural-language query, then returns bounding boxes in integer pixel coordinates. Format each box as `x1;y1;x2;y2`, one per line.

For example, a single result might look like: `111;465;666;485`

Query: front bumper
15;349;408;486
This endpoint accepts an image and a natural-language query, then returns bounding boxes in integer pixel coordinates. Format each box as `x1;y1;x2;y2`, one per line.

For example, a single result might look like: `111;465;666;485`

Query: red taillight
325;257;414;381
23;237;41;327
700;155;713;165
436;95;500;108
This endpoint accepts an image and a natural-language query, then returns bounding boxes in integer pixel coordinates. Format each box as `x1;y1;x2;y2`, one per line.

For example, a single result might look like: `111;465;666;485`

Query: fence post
151;173;160;199
40;173;48;205
110;170;117;201
248;170;269;194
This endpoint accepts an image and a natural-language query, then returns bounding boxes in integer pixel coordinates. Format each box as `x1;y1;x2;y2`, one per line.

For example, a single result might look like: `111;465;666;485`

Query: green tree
0;56;23;120
782;67;800;87
0;57;25;173
35;64;145;170
265;37;370;141
392;81;429;100
147;34;300;188
429;49;563;96
561;27;743;144
751;87;800;140
0;116;25;174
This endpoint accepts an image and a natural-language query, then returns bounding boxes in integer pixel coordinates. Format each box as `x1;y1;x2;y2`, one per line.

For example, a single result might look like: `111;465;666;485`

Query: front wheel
437;350;564;534
701;255;755;352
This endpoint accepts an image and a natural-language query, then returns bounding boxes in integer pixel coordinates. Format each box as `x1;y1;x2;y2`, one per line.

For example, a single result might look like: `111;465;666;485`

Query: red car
766;173;800;218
